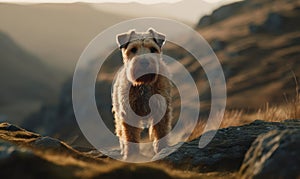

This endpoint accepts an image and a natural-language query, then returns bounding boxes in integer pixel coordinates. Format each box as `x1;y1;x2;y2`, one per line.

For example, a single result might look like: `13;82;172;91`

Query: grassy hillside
197;0;300;109
184;0;300;138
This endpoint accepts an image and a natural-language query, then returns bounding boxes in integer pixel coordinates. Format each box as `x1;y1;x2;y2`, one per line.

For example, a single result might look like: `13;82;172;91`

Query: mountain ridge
0;31;65;123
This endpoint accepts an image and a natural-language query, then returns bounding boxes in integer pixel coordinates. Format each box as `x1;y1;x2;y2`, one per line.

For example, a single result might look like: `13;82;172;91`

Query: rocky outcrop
0;123;82;178
249;12;287;34
0;122;174;179
197;1;245;28
0;140;75;178
1;120;299;178
239;129;300;179
158;120;300;173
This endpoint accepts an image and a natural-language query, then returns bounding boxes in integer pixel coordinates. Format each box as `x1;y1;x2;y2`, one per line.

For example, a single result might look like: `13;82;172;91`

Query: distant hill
0;31;64;123
195;0;300;109
0;3;128;74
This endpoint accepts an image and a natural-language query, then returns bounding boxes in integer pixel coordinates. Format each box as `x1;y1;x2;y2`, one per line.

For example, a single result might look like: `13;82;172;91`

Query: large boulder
239;129;300;179
157;120;300;172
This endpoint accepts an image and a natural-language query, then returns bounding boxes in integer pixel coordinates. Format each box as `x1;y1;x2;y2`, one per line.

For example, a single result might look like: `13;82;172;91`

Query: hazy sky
1;0;232;4
1;0;242;24
92;0;241;24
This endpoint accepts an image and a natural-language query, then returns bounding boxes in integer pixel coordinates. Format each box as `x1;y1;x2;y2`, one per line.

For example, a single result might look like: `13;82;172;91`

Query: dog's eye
130;47;137;54
150;47;158;53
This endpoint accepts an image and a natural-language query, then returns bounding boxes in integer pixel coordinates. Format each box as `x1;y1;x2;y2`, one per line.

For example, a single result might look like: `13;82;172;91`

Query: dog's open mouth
135;73;157;84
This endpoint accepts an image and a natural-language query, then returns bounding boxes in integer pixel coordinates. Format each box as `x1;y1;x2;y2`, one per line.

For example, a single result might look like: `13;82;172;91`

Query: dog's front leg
150;109;172;154
122;121;142;160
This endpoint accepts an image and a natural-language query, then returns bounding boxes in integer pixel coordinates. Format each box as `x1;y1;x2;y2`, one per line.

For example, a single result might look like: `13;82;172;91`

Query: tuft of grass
257;74;300;121
286;73;300;119
256;103;287;122
188;110;245;141
220;110;244;128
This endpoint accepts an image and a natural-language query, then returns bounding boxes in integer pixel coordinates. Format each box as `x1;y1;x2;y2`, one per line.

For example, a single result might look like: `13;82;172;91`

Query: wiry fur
112;28;172;159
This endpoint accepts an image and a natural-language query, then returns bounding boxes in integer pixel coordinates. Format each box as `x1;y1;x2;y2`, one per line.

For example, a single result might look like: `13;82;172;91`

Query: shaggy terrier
112;28;173;159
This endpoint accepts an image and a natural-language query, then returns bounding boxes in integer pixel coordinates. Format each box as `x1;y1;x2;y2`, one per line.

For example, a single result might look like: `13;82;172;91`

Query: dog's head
116;28;166;86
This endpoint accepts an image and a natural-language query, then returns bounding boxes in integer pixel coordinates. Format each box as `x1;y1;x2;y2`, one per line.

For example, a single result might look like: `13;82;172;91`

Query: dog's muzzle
127;54;159;85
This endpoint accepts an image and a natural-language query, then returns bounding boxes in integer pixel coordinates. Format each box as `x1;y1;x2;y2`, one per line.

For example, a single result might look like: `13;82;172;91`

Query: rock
32;136;64;150
210;39;226;52
0;122;175;178
0;139;32;160
0;139;77;178
0;122;23;132
1;119;299;178
197;1;245;28
249;12;286;34
197;15;212;28
0;123;40;141
239;129;300;179
158;120;300;172
263;12;285;33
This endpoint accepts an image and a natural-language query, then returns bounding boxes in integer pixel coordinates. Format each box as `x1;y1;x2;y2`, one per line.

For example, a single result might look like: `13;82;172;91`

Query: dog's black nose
140;60;150;68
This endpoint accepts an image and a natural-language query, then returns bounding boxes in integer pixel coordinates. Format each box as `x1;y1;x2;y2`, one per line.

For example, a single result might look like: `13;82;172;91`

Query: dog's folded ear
147;28;166;48
116;29;136;49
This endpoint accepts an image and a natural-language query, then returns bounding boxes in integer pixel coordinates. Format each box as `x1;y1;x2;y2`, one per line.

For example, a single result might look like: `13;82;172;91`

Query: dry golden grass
189;79;300;141
188;110;246;141
257;84;300;122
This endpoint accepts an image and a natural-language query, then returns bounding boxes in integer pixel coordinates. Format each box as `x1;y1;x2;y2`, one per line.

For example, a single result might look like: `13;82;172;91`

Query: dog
112;28;172;160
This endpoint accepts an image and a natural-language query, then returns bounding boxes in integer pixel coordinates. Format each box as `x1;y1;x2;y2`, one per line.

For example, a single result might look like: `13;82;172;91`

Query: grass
189;77;300;141
257;74;300;121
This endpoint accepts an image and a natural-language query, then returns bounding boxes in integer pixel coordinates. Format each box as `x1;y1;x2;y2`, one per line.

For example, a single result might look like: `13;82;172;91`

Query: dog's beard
126;60;159;86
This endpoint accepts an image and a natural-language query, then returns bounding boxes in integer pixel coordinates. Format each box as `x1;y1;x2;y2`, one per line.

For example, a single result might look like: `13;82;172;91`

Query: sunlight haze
1;0;242;24
1;0;231;4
